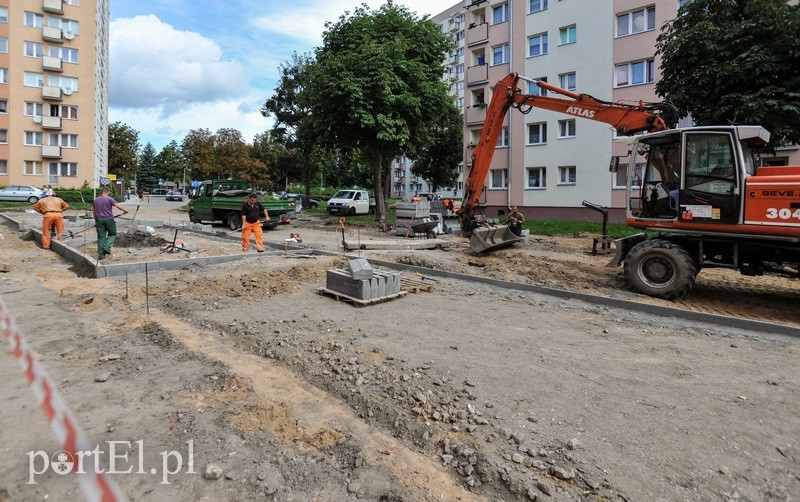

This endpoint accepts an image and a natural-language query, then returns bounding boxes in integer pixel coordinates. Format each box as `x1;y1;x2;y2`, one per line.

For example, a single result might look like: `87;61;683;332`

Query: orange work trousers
241;220;263;252
42;213;65;249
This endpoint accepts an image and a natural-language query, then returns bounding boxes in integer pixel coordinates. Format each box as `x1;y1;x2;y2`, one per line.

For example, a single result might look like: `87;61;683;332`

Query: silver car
0;185;44;203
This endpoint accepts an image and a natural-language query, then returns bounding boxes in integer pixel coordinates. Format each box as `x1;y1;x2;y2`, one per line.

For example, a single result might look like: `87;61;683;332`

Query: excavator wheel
624;239;697;300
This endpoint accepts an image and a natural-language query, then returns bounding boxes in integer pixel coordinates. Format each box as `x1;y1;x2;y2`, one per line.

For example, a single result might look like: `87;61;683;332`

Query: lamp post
182;164;187;194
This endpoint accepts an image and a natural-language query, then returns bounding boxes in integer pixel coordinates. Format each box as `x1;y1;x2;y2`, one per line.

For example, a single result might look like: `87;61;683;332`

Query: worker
241;193;268;253
31;193;70;249
506;206;526;237
136;186;144;203
443;198;456;213
93;187;128;260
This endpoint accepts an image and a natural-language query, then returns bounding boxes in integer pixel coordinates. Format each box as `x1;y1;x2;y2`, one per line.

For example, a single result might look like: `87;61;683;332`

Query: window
527;167;546;188
56;105;78;120
455;31;464;42
559;72;576;90
65;0;81;5
559;25;577;45
24;12;44;28
455;64;464;75
50;47;79;64
528;33;548;57
25;131;44;146
26;102;45;117
559;166;576;185
684;133;736;194
0;68;7;85
0;7;7;24
615;163;644;188
492;44;509;65
0;99;7;113
530;0;548;13
0;130;7;144
49;18;79;36
49;75;79;92
49;162;77;177
454;97;464;111
528;77;547;96
24;72;44;88
456;81;464;92
0;38;7;53
558;119;576;138
49;134;78;148
490;169;508;189
496;127;509;147
492;4;508;24
0;160;7;175
527;123;547;145
25;41;44;58
25;161;43;176
616;6;656;37
615;59;655;87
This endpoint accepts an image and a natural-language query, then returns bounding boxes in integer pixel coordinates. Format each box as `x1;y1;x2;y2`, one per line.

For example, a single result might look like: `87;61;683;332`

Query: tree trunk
303;153;312;201
382;157;391;205
373;148;385;222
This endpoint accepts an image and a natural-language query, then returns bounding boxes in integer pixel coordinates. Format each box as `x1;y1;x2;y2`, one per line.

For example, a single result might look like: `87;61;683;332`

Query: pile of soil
115;232;169;248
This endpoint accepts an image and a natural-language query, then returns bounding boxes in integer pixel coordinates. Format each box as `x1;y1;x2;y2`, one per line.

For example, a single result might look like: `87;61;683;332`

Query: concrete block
326;269;370;300
201;225;213;233
348;258;374;280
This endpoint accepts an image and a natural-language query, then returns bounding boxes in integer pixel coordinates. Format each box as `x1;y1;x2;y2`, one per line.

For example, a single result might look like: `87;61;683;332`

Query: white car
326;190;375;215
0;185;44;203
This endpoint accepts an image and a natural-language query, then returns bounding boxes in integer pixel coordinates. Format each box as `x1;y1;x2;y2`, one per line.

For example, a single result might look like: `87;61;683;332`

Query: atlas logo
566;106;595;119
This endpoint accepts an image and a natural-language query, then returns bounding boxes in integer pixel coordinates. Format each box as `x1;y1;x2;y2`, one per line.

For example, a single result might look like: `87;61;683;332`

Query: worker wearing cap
241;193;268;253
32;194;70;249
507;206;526;237
93;187;128;260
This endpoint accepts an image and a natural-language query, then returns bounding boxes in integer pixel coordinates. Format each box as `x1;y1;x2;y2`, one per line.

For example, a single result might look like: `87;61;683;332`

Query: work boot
257;248;265;253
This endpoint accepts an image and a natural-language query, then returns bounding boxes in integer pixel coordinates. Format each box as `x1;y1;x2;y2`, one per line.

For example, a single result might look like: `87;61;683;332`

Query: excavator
459;72;800;299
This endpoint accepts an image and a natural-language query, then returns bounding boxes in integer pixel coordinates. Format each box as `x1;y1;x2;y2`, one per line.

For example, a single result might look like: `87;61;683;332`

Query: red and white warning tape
0;298;125;502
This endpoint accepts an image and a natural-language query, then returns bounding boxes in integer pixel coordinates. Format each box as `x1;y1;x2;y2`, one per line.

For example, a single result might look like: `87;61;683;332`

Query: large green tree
154;140;187;187
137;142;159;189
181;128;216;179
656;0;800;148
410;100;462;192
107;122;140;182
214;128;250;180
305;2;455;220
252;131;297;187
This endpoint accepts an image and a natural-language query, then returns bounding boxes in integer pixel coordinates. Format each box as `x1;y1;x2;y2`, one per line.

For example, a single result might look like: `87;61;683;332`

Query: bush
56;188;100;203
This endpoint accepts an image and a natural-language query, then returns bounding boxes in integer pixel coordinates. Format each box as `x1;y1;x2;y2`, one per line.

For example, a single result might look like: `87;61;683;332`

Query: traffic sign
99;177;110;186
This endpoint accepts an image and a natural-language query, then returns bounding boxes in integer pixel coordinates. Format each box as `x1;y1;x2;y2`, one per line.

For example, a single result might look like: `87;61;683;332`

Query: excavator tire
624;239;697;300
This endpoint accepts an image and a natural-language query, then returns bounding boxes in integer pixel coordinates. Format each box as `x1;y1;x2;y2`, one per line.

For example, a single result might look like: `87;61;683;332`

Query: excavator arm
459;73;676;248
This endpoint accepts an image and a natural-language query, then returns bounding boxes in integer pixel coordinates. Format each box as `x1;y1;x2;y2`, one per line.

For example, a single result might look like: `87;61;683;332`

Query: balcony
449;20;462;33
466;64;488;86
42;56;63;72
42;116;63;130
42;86;63;101
43;0;64;14
42;26;63;44
465;104;487;125
466;22;488;46
42;145;62;159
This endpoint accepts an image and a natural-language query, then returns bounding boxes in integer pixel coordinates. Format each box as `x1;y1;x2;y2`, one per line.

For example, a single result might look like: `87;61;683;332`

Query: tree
214;128;250;180
261;53;318;197
154;141;187;187
181;129;215;179
107;122;140;182
137;143;159;189
410;101;462;192
252;131;298;187
305;2;455;220
656;0;800;148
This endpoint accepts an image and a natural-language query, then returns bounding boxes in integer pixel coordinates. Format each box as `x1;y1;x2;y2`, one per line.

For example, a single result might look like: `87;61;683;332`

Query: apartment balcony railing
42;116;63;130
42;26;63;43
465;104;487;125
42;145;62;159
42;56;63;72
466;64;488;86
43;0;64;15
42;86;63;101
466;22;488;46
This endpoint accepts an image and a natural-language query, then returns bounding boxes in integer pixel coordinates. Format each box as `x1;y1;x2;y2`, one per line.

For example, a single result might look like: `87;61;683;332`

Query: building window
527;123;547;145
0;130;7;144
528;33;548;57
528;77;547;96
49;18;79;36
559;25;577;45
558;166;576;185
24;12;44;28
0;99;7;114
456;63;464;75
0;68;7;85
0;7;7;24
49;75;79;93
24;72;44;88
527;167;546;188
65;0;81;6
49;162;78;177
490;169;508;189
58;105;78;120
0;38;7;53
0;160;7;175
455;31;464;42
492;4;509;24
559;72;576;90
24;41;44;58
496;127;509;147
530;0;548;14
615;59;655;87
615;163;644;188
25;131;44;146
26;102;45;117
492;44;509;65
25;161;44;175
558;119;576;138
617;6;656;37
454;97;464;111
49;134;78;148
50;47;79;64
456;81;464;92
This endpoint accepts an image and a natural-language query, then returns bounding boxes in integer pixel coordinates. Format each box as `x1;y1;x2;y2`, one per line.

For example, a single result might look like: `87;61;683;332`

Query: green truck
187;180;296;230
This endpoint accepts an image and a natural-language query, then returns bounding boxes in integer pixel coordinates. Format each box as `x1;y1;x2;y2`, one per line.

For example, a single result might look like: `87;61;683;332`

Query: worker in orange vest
32;194;70;249
241;193;269;252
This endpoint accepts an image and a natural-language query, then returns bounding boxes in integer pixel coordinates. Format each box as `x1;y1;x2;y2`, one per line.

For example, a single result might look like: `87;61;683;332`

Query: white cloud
110;15;247;109
253;0;460;44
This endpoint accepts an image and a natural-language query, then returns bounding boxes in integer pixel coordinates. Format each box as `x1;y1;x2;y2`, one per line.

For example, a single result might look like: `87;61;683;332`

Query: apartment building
0;0;109;190
420;0;799;221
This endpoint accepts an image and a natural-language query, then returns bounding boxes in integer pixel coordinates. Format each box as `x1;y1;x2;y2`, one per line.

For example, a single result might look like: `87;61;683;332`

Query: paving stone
348;258;374;280
326;269;370;300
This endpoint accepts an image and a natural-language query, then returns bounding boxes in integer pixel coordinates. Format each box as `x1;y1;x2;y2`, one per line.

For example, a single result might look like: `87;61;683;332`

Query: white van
326;190;375;215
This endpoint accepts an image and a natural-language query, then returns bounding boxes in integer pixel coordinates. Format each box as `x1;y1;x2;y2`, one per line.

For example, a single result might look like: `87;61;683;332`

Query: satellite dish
63;88;73;95
63;31;75;40
33;116;43;124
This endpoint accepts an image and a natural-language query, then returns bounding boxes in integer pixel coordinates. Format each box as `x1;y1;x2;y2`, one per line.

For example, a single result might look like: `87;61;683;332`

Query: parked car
327;190;376;215
150;188;170;196
165;190;184;201
280;193;319;210
0;185;44;203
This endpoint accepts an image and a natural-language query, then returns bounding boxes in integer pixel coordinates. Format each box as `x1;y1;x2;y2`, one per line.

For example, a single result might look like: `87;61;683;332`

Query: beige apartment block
0;0;108;189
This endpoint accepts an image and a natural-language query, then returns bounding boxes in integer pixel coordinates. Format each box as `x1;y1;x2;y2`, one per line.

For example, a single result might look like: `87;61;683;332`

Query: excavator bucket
469;225;523;254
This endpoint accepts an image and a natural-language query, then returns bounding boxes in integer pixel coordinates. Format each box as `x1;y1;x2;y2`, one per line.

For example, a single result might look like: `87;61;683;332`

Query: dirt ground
1;207;799;501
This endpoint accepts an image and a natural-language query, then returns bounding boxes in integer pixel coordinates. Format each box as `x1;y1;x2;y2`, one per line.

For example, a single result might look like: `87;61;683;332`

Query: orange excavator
460;72;800;298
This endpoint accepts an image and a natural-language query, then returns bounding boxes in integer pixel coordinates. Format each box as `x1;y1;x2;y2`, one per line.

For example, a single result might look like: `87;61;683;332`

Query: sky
109;0;459;151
